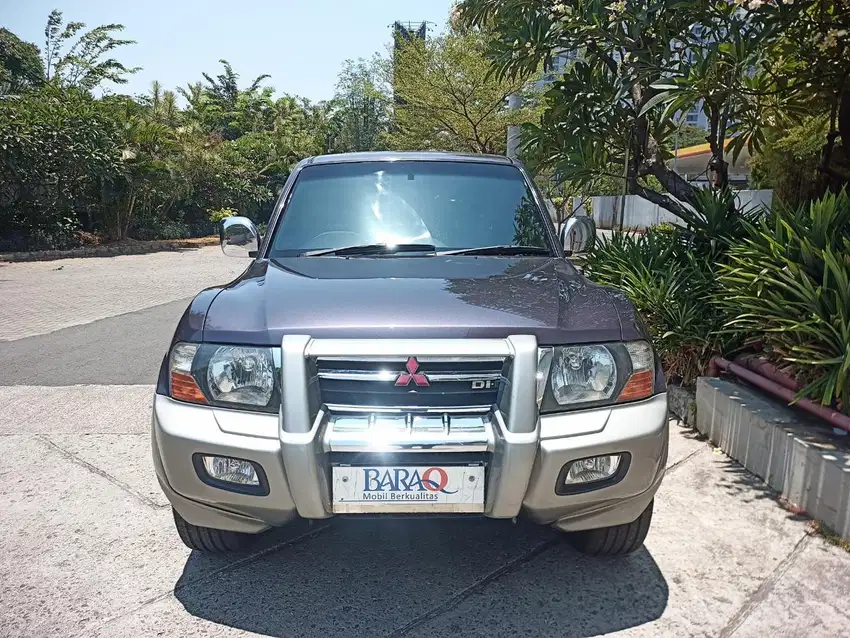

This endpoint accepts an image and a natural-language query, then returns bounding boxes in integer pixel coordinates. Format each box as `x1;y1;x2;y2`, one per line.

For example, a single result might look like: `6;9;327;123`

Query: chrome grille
315;357;507;410
323;412;493;452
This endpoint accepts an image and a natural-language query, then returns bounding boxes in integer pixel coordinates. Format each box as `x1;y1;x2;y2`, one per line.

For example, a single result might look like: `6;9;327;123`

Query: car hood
202;256;638;345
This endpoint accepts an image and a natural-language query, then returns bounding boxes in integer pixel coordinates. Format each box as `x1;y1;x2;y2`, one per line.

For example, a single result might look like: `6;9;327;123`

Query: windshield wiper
301;243;437;257
437;245;551;256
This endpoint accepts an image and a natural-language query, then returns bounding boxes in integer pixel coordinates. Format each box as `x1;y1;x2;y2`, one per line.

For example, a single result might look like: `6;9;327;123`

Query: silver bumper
152;336;668;533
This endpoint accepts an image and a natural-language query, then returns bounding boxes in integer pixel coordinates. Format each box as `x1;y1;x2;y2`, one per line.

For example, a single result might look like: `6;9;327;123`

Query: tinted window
268;161;551;256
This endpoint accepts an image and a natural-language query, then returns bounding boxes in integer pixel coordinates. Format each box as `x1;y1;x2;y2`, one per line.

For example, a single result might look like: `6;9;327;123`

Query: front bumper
152;386;668;535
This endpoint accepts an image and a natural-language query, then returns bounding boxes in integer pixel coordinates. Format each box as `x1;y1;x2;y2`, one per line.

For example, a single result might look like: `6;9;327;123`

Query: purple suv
152;152;668;556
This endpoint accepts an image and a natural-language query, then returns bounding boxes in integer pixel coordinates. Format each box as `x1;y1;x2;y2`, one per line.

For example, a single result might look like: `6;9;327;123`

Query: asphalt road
1;247;849;638
0;298;186;386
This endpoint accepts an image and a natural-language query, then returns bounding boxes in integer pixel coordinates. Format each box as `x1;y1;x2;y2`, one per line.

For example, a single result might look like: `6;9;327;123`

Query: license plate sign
332;465;485;513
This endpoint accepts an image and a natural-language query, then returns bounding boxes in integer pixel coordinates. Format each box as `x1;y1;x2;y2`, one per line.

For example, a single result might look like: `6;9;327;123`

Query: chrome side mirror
559;217;596;256
220;216;260;258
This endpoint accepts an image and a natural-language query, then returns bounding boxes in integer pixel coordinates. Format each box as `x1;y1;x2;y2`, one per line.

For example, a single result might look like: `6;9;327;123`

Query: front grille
315;357;506;409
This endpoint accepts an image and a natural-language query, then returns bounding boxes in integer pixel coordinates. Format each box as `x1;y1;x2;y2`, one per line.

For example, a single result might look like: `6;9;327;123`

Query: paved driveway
1;247;848;638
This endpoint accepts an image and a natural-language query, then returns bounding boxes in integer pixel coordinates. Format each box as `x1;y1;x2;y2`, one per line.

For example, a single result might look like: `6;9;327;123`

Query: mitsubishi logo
395;357;430;387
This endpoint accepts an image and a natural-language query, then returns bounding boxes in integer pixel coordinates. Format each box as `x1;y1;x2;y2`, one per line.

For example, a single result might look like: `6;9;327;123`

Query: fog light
565;454;622;485
201;455;259;486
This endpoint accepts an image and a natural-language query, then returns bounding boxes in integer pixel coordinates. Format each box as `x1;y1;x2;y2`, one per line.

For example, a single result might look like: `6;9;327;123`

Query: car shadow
173;517;668;637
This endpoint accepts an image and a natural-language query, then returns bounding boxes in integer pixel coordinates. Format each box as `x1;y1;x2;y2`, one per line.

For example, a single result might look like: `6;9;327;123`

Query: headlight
538;341;655;412
207;346;275;406
551;345;617;404
169;343;280;412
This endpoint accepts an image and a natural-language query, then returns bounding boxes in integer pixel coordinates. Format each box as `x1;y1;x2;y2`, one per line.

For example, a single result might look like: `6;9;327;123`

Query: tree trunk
647;161;699;205
631;182;697;221
629;81;700;221
819;87;849;194
707;104;729;189
838;87;850;150
122;192;136;241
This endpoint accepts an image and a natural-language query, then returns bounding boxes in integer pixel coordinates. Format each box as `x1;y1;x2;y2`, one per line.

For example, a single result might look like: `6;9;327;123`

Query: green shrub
652;222;677;234
586;229;679;286
208;207;238;224
749;117;829;209
129;210;190;241
719;189;850;412
0;86;123;250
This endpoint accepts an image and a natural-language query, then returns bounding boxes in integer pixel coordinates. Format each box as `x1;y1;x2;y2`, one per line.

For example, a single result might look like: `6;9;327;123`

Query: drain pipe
711;356;850;435
733;354;799;392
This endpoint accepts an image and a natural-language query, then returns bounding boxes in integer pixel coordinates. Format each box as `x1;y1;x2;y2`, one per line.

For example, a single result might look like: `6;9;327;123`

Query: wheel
172;508;256;553
568;499;654;556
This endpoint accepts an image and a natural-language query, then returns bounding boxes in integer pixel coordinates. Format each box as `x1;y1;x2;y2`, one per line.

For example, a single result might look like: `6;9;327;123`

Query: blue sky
1;0;455;101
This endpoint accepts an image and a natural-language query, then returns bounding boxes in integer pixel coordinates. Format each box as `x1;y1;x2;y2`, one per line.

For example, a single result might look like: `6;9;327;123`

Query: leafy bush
0;86;123;250
128;210;189;241
208;207;237;223
586;187;850;412
583;187;755;385
749;117;829;209
719;190;850;412
652;222;677;233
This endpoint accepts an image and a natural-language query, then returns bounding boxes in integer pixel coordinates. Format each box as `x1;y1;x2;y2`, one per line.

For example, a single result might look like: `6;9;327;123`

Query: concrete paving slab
0;436;190;637
87;519;558;638
638;451;810;636
89;602;251;638
0;385;152;435
51;433;168;508
666;419;706;469
406;450;810;637
728;536;850;637
0;433;316;638
406;541;668;637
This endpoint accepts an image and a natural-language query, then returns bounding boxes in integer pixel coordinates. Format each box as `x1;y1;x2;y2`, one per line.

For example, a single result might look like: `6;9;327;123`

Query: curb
695;376;850;540
0;237;219;263
668;385;696;426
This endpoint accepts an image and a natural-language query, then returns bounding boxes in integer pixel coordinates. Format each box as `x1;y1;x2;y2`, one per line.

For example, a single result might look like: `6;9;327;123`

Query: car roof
306;151;516;166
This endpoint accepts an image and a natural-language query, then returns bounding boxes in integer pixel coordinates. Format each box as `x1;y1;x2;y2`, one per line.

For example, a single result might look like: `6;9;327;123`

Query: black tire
172;508;256;553
568;499;654;557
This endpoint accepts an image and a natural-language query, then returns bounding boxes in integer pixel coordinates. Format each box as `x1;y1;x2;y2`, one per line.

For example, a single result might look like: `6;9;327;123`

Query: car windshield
267;161;553;257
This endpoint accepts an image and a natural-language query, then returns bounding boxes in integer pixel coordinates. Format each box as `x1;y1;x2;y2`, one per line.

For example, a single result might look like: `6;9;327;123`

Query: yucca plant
719;190;850;412
584;229;681;289
676;187;765;257
586;229;729;386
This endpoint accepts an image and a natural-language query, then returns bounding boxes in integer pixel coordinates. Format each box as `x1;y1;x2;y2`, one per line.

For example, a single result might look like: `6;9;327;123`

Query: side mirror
559;217;596;256
220;216;260;258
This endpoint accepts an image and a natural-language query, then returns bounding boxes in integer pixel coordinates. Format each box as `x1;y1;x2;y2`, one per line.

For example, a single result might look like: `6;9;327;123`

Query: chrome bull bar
278;335;540;519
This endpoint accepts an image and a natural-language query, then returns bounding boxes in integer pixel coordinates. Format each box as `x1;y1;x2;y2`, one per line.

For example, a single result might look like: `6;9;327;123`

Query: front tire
172;508;256;553
568;499;653;556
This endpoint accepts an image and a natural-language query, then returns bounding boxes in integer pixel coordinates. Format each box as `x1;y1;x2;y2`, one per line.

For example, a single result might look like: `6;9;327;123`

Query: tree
386;29;536;154
42;9;139;90
755;0;850;194
458;0;797;217
198;59;273;139
0;85;124;249
749;116;830;207
0;28;44;94
202;59;270;109
160;90;178;126
673;125;710;149
327;58;390;153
